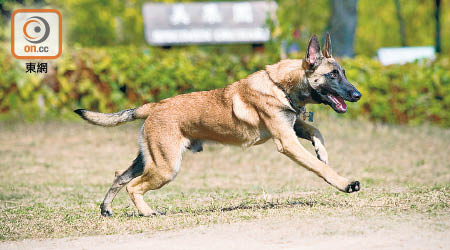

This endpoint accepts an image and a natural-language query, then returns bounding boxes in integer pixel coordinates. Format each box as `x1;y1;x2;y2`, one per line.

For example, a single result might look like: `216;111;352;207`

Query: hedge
341;57;450;126
0;46;449;126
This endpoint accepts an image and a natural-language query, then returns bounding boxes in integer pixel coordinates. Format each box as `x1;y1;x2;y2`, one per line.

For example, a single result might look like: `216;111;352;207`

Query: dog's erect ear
322;32;332;58
304;34;321;70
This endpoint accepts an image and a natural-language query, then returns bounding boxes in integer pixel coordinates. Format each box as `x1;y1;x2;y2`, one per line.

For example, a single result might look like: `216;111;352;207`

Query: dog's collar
280;86;298;114
265;70;298;114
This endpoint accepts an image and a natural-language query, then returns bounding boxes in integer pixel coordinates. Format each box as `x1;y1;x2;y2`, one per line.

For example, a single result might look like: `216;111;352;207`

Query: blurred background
0;0;449;126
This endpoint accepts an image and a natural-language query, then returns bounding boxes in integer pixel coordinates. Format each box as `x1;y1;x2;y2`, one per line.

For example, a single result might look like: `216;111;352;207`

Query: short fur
76;34;362;217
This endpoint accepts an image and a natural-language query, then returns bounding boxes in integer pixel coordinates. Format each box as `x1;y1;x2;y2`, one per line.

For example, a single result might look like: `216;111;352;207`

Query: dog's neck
287;79;316;112
265;60;316;111
265;60;304;92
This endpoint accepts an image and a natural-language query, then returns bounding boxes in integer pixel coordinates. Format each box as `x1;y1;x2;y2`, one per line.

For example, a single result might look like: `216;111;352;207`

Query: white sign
142;1;277;45
377;47;435;65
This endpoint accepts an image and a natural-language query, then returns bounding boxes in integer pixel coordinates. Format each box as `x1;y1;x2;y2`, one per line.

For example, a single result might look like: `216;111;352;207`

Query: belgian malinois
75;33;362;217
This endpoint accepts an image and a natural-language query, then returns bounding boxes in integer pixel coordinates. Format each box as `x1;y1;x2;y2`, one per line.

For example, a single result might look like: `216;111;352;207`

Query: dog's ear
303;34;321;70
322;32;332;58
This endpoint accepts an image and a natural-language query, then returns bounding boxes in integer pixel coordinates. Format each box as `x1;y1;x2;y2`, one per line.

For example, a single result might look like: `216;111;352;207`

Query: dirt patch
2;213;448;250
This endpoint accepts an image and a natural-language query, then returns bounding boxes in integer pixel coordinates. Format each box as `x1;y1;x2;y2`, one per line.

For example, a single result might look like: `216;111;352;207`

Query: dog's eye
330;70;338;78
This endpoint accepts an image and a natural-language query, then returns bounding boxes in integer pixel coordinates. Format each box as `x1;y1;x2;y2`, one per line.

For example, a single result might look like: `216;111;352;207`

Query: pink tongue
328;95;347;111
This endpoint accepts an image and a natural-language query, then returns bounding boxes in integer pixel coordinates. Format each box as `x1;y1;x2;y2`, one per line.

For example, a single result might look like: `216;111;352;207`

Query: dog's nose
351;91;361;101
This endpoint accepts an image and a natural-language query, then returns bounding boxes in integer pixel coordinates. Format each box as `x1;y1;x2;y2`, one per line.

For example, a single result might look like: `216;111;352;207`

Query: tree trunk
394;0;406;46
435;0;441;53
326;0;358;57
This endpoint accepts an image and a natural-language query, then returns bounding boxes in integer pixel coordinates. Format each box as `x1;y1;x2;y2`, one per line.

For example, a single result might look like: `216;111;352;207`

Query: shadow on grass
209;200;319;212
122;199;326;217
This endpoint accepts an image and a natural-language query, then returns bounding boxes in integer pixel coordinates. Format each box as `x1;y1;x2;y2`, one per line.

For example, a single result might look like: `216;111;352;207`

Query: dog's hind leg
294;119;328;165
126;130;188;216
100;151;146;216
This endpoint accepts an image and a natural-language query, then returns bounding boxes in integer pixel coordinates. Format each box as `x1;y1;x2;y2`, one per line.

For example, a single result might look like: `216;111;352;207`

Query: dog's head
301;33;361;113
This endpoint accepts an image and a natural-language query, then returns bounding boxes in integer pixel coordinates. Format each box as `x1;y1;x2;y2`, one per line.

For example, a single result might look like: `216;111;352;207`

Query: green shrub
0;46;277;120
0;48;41;119
0;47;449;127
341;57;450;126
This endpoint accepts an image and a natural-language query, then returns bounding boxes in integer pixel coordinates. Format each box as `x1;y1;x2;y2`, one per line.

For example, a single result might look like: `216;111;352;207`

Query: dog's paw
101;210;113;217
100;204;113;217
345;181;360;193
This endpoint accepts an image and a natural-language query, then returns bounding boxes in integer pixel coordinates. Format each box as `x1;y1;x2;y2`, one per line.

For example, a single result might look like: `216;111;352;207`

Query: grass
0;114;449;241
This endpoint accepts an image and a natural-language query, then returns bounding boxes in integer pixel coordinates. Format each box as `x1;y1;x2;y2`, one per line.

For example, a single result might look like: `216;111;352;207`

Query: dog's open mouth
327;94;347;113
310;87;352;114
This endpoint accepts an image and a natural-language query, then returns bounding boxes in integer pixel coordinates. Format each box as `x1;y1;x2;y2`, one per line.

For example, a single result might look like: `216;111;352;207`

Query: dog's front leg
294;119;328;164
275;133;359;192
265;115;359;193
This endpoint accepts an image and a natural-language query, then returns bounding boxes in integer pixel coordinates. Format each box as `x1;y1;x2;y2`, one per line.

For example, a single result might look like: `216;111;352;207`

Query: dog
75;33;362;217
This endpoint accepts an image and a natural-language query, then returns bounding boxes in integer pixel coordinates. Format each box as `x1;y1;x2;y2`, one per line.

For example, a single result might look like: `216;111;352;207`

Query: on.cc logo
11;9;62;59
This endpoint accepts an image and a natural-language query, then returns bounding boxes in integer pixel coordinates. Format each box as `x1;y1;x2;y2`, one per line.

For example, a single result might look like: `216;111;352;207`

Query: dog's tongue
328;95;347;112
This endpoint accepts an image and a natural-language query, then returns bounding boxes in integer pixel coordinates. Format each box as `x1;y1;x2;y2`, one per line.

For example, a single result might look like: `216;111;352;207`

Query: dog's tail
74;103;154;127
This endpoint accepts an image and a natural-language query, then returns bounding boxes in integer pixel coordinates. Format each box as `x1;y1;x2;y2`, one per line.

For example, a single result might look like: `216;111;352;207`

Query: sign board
142;1;276;45
377;46;435;65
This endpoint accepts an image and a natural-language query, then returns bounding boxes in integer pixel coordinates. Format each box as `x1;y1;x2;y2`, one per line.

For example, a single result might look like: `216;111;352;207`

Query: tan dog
75;33;362;217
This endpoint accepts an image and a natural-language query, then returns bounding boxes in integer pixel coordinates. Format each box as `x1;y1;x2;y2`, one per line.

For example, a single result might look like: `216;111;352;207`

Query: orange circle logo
23;16;50;44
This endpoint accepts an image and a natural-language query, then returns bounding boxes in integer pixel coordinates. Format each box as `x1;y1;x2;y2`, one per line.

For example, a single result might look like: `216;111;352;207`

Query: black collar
279;84;298;114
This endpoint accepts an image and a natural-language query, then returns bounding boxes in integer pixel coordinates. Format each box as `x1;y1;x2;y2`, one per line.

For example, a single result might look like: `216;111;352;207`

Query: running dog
75;33;362;217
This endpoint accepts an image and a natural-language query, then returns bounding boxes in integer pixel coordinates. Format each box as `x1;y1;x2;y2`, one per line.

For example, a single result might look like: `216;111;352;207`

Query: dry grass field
0;113;449;246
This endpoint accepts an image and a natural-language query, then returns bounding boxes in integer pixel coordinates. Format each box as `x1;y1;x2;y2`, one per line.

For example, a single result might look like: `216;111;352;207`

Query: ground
0;114;449;249
3;214;449;250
